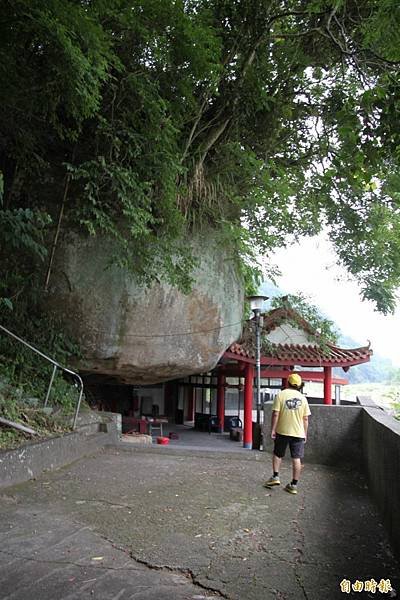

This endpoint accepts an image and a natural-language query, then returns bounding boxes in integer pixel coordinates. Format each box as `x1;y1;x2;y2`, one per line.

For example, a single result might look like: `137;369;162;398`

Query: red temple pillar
243;363;254;449
324;366;332;405
217;373;225;433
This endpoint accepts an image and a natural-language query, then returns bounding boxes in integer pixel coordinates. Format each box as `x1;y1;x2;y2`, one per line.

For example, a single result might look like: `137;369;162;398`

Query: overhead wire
90;318;252;338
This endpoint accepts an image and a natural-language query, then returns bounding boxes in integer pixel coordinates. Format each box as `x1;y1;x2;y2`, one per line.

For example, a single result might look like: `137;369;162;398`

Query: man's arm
271;410;279;439
303;416;309;441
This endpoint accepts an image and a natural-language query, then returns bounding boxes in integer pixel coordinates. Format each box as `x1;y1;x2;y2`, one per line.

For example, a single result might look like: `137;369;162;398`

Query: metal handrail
0;324;83;430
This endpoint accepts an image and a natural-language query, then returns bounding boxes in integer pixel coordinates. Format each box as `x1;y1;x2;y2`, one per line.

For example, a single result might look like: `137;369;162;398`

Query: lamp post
247;295;269;427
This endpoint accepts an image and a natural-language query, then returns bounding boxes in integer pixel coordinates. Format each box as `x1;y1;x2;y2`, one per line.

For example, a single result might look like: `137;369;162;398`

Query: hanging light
246;295;269;312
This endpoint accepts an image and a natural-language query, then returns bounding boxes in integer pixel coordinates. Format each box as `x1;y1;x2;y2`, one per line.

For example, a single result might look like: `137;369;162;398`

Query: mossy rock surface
46;231;244;384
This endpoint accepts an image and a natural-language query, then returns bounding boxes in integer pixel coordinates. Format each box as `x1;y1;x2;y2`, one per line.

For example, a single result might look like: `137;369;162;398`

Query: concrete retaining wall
263;402;363;467
263;397;400;559
0;415;118;489
358;396;400;559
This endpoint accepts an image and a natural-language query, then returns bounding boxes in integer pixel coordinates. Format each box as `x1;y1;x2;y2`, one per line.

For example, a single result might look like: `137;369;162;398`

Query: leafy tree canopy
1;0;400;313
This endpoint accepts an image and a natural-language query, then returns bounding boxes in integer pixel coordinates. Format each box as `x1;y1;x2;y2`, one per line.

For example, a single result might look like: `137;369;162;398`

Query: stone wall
46;231;244;384
358;396;400;559
263;397;400;560
0;417;118;489
263;402;363;467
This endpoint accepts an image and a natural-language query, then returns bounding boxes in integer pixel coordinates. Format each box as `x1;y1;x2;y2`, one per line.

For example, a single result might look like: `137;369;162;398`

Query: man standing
264;373;311;495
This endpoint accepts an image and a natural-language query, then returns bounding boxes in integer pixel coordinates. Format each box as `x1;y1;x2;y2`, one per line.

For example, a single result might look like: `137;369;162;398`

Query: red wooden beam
260;369;348;385
218;365;348;385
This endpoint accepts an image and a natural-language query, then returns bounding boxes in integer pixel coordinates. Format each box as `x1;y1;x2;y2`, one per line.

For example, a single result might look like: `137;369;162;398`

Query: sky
266;235;400;367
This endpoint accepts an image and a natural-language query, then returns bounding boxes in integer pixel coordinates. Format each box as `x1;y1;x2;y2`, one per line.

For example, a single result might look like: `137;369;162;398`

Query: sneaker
263;476;280;488
284;483;298;495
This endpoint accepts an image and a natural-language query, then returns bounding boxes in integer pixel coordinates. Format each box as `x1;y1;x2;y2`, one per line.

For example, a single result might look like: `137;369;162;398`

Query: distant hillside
334;336;392;384
258;281;392;384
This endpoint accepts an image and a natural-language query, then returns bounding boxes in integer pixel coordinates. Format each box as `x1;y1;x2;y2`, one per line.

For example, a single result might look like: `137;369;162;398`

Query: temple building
214;305;372;448
90;304;373;448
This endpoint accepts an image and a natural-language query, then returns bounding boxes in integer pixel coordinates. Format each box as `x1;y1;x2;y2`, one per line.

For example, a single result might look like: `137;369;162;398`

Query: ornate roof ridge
227;305;373;367
227;340;373;366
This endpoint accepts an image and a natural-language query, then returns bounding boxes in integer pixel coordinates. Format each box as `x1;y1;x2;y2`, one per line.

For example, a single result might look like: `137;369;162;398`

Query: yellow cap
288;373;302;387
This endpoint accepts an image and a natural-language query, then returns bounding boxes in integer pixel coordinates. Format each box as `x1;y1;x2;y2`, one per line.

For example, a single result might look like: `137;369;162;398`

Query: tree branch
269;29;322;39
194;32;266;168
197;117;231;166
181;96;210;163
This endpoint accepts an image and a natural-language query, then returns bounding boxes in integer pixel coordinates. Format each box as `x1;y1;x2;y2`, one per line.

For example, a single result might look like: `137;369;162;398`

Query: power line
92;318;250;338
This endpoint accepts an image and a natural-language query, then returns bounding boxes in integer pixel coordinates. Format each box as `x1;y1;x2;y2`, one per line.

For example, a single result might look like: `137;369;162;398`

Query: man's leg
264;435;287;487
284;439;304;494
273;454;282;475
264;453;282;487
291;457;301;481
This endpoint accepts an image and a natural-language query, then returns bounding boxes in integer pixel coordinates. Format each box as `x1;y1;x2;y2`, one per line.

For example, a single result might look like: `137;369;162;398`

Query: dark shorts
273;433;305;459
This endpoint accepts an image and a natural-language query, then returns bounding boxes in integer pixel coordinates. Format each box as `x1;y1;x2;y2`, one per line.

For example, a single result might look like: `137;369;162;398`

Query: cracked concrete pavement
0;445;399;599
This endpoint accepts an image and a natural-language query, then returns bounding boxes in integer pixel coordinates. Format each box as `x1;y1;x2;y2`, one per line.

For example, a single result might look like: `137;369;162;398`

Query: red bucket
156;436;170;445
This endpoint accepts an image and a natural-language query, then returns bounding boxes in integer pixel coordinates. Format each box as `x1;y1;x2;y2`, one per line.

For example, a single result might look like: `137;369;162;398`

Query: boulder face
47;232;244;384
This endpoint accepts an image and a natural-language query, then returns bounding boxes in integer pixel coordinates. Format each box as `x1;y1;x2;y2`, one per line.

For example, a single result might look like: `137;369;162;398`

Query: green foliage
0;321;81;407
0;208;51;311
270;293;340;345
384;367;400;419
1;0;400;312
393;401;400;421
341;383;400;421
0;376;74;449
0;350;80;449
260;281;395;385
0;300;83;444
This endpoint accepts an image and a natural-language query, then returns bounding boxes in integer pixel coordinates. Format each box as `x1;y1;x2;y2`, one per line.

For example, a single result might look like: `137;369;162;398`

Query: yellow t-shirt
272;389;311;438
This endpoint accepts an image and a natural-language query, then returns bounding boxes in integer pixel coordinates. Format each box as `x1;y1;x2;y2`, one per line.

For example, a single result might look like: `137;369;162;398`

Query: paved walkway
126;424;252;453
0;443;399;600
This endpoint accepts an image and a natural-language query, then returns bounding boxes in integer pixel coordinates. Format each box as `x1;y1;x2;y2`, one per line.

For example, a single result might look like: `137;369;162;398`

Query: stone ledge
263;401;363;467
359;395;400;560
0;418;118;489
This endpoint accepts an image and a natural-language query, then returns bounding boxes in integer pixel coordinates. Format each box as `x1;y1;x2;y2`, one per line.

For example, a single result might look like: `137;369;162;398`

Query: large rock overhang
45;232;244;384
